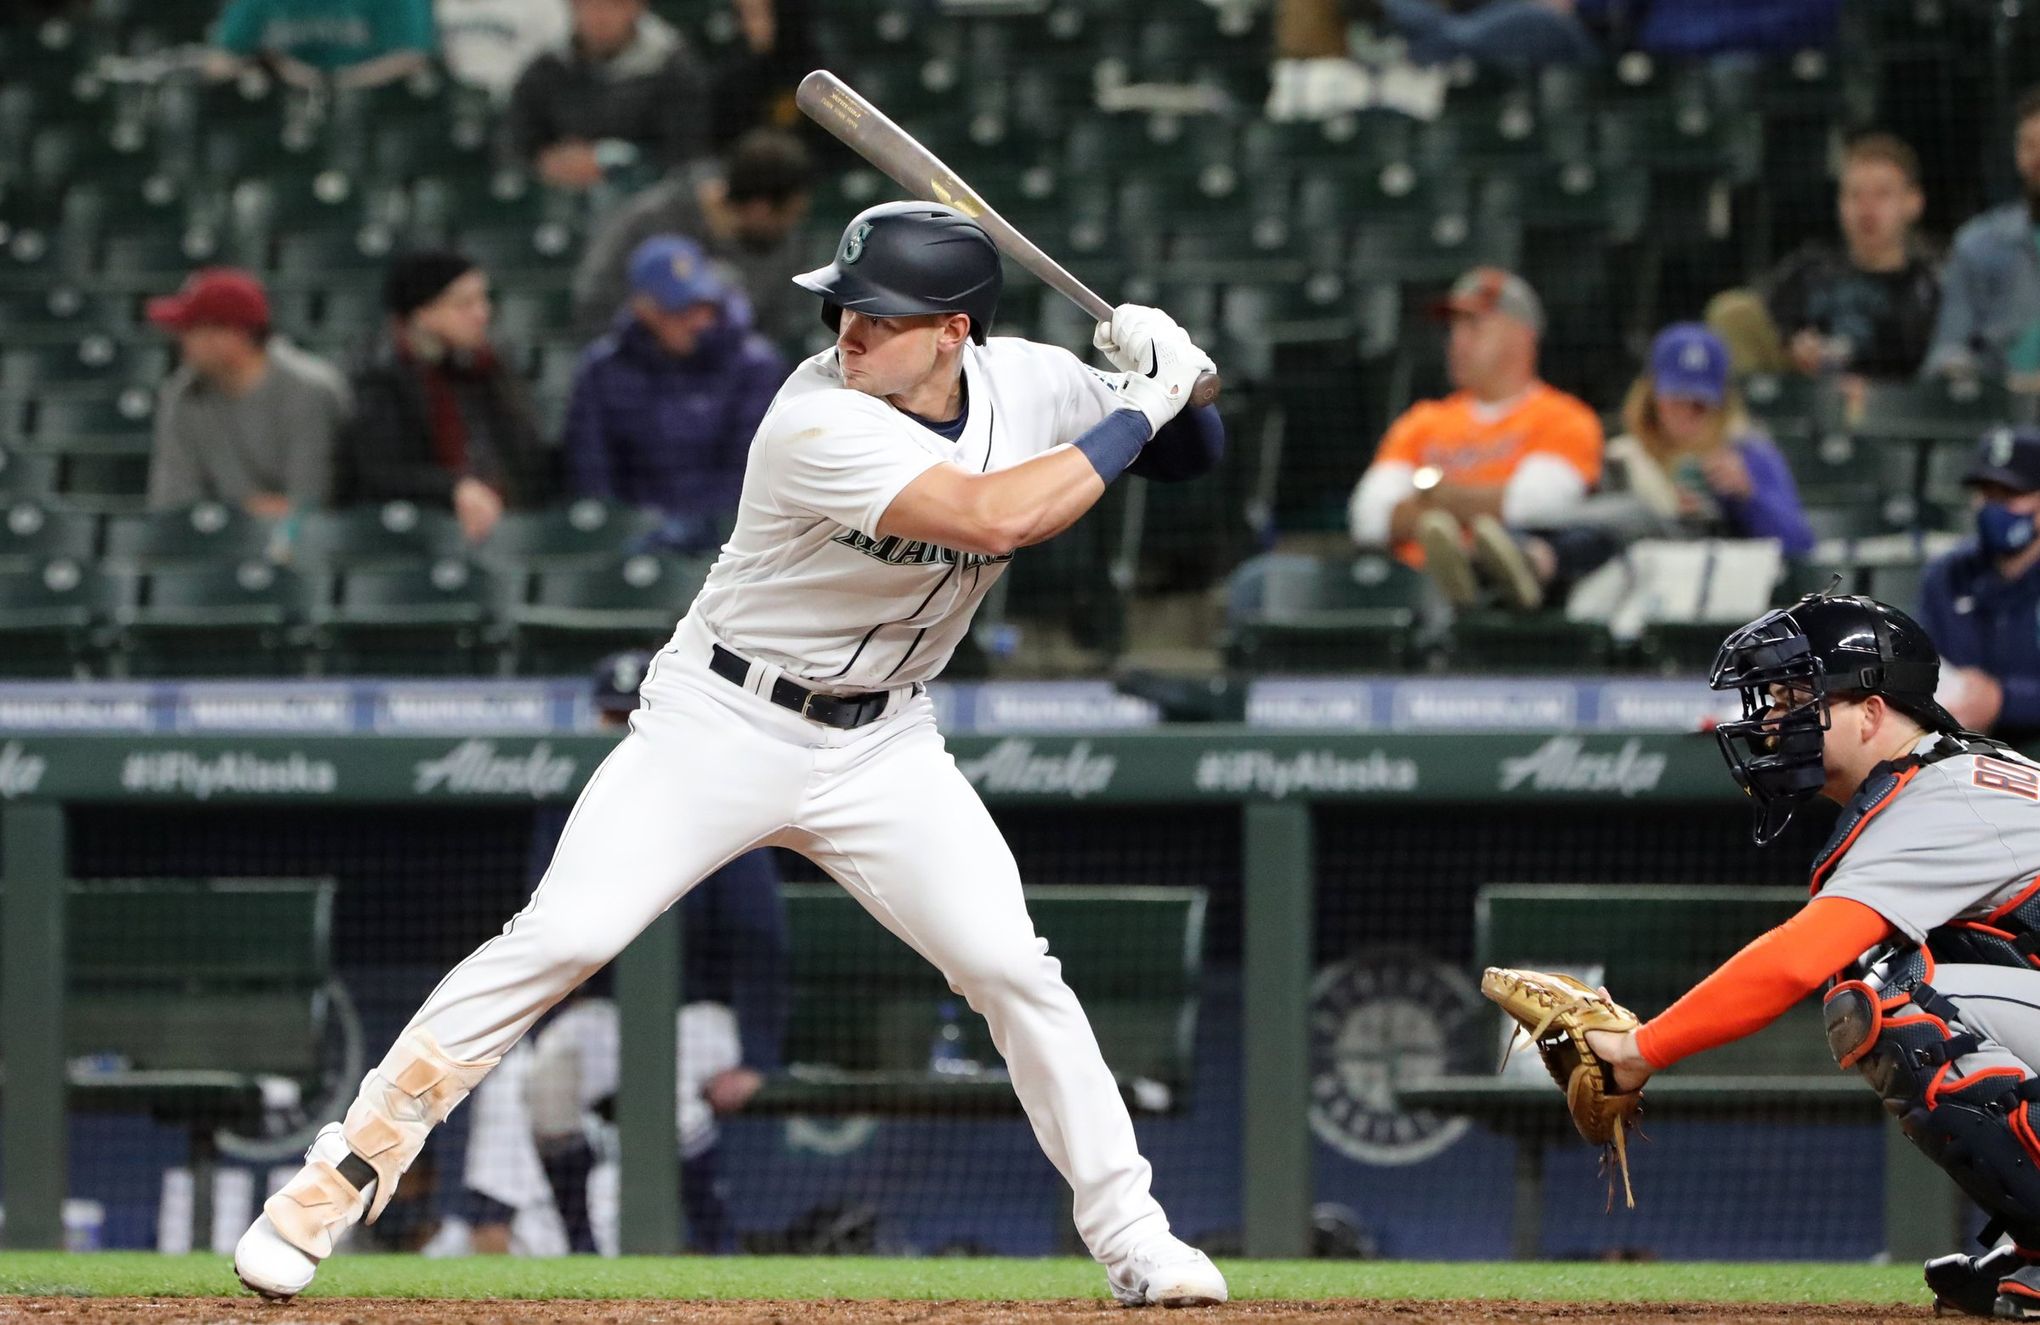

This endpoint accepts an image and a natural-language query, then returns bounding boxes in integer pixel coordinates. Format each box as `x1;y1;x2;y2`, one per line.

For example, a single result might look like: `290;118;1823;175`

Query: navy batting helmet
792;201;1001;344
1710;590;1959;843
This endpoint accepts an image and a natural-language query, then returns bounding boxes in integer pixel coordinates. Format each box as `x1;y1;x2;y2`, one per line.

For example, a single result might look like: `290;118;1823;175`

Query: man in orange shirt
1581;591;2040;1317
1348;267;1604;610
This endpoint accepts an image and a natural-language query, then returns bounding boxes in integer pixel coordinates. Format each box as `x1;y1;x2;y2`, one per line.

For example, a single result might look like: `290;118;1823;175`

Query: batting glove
1094;304;1213;435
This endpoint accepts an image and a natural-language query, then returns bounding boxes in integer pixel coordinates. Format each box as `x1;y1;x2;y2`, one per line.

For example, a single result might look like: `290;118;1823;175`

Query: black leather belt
708;643;893;729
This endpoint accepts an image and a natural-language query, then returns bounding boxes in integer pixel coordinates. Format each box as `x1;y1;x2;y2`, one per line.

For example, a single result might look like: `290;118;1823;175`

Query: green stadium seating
0;287;132;344
0;497;96;570
0;443;56;498
313;558;504;676
0;557;116;676
92;229;227;294
55;876;338;1241
480;499;665;570
268;227;403;288
1849;377;2015;445
103;503;273;570
1447;609;1614;671
751;883;1203;1116
117;559;312;677
291;502;465;570
1224;551;1428;671
0;338;169;404
509;553;712;674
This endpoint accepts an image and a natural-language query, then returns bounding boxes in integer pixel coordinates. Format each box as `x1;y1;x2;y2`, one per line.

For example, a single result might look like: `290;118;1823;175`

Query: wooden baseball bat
796;69;1220;408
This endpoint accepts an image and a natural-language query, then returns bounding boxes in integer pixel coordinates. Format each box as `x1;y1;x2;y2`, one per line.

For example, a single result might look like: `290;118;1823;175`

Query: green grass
0;1253;1924;1303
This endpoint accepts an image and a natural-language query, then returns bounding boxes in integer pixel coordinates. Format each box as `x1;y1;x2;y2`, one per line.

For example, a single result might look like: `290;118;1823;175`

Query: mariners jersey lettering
690;336;1124;691
1818;736;2040;944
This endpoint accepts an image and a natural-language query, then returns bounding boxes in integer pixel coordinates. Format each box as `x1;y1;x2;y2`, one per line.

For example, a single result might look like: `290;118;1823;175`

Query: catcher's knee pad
264;1029;496;1257
1825;978;2040;1241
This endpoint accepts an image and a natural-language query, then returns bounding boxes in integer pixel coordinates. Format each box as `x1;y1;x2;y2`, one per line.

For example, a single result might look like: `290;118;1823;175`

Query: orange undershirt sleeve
1632;896;1896;1071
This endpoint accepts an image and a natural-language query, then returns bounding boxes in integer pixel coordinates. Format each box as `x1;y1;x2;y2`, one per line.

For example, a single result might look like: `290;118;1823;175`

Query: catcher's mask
1709;590;1958;844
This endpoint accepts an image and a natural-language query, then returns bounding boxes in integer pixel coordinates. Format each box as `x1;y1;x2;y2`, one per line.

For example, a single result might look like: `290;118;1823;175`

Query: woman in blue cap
1610;322;1816;557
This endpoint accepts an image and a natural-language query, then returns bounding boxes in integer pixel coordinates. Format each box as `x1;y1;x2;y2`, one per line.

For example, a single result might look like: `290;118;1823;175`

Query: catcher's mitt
1481;967;1644;1208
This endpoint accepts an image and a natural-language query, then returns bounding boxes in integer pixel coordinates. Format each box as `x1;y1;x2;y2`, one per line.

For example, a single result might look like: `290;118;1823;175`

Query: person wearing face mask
336;250;548;542
1918;427;2040;748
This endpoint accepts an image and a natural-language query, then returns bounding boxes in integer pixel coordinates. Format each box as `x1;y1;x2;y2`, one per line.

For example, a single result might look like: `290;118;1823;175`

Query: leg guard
1825;975;2040;1249
264;1029;497;1258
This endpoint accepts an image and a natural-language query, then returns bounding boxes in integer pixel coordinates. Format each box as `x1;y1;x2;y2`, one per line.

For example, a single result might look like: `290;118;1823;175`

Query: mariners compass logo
1310;947;1484;1165
842;221;872;264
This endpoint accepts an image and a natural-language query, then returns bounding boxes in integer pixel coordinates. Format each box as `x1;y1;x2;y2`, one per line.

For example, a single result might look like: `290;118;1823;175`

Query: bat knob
1188;369;1221;409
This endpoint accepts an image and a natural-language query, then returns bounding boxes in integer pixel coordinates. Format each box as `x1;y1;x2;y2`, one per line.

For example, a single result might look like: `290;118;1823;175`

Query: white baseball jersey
1816;735;2040;944
689;336;1123;691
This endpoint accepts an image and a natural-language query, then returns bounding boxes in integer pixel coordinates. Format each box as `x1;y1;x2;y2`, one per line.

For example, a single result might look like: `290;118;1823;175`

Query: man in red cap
146;267;350;517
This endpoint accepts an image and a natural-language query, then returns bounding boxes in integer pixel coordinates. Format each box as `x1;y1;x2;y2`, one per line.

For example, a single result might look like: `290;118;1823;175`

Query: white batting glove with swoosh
1093;303;1214;435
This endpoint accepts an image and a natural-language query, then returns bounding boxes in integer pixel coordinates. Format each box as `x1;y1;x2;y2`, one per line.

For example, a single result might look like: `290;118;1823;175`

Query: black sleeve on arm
1127;403;1225;482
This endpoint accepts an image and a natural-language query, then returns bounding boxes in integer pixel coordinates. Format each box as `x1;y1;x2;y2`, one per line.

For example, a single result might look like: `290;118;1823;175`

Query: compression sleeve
1632;896;1895;1070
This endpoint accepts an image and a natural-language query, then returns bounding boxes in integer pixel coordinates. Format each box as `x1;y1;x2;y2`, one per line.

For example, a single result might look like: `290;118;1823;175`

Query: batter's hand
1094;303;1214;435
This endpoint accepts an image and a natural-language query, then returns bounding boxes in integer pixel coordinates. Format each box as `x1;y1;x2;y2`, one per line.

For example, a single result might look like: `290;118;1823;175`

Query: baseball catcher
1491;590;2040;1316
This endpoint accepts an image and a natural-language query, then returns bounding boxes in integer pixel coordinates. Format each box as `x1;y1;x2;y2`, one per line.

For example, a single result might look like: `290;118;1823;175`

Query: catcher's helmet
1710;590;1960;843
792;201;1001;344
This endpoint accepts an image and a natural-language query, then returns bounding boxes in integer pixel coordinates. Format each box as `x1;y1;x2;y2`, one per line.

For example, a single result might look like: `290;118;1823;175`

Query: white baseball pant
393;611;1170;1263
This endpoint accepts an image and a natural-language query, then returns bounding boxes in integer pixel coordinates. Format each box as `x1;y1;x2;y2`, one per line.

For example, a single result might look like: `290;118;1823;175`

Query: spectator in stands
337;250;545;541
565;236;787;553
436;0;569;102
572;128;813;345
1706;133;1939;383
145;268;350;517
506;0;709;192
1927;87;2040;389
711;0;820;148
209;0;435;90
1919;427;2040;748
460;650;785;1255
1348;267;1604;610
1606;324;1816;556
1572;0;1841;56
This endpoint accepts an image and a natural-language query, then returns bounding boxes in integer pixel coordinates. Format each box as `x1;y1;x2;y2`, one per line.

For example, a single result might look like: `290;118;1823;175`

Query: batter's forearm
878;440;1113;556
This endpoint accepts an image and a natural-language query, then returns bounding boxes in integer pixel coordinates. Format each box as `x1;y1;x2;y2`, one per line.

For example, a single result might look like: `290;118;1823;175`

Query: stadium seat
312;557;504;676
0;286;132;344
1223;552;1429;671
1237;113;1417;182
103;503;274;570
269;228;404;288
1447;609;1615;672
94;228;229;295
509;553;713;674
1848;377;2014;445
291;502;465;571
1741;373;1831;446
0;497;97;571
0;338;169;404
117;560;312;677
0;443;57;498
480;499;666;571
0;556;117;677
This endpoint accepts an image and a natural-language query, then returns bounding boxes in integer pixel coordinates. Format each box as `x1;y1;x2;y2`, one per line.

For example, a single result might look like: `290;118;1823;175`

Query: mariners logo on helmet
842;222;872;265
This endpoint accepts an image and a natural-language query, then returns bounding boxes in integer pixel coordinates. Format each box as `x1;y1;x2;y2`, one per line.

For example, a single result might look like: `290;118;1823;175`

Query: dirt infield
0;1301;1933;1324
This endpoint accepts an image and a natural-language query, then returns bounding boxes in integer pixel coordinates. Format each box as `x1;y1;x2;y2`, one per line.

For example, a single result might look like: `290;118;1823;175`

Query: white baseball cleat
233;1122;368;1300
233;1213;318;1300
1106;1234;1229;1308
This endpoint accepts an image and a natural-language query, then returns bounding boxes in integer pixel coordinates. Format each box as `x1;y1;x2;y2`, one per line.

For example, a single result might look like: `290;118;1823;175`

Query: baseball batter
233;201;1229;1306
1576;592;2040;1316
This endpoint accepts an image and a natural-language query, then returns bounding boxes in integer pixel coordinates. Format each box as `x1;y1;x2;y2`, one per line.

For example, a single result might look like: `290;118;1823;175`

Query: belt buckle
798;690;827;722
